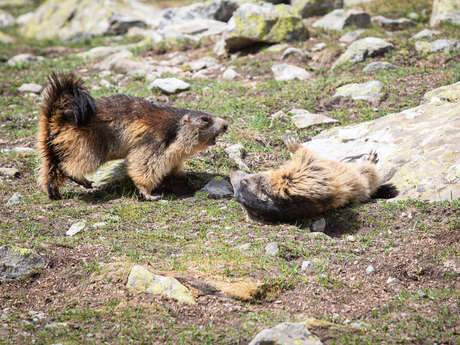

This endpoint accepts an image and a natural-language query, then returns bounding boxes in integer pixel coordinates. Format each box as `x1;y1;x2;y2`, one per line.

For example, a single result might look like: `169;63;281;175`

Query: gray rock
363;61;397;73
0;10;14;27
332;37;393;69
346;235;355;242
0;245;46;281
66;221;86;237
149;78;190;94
11;146;35;155
365;265;375;274
189;56;219;72
301;85;460;201
223;3;308;52
312;42;326;52
311;218;326;232
265;242;279;256
301;260;313;271
289;108;339;129
430;0;460;26
333;80;384;102
415;39;460;54
386;277;402;285
160;19;228;40
201;177;233;199
6;193;22;205
106;15;147;35
339;29;365;44
0;31;13;44
93;222;107;229
226;144;249;171
249;322;323;345
7;54;44;66
18;83;43;94
423;81;460;104
408;12;420;20
0;167;19;178
292;0;342;18
372;16;416;30
306;232;331;240
222;68;240;80
313;9;370;31
15;11;33;25
411;29;441;40
238;243;251;250
281;47;306;59
79;46;125;59
272;63;312;81
214;37;227;56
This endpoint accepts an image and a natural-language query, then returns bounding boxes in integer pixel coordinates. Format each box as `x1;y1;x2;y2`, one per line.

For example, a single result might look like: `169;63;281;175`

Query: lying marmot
37;72;228;200
230;135;398;222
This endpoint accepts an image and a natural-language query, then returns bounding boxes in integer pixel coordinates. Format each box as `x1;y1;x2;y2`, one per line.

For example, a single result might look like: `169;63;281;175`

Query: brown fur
37;72;228;200
230;136;398;222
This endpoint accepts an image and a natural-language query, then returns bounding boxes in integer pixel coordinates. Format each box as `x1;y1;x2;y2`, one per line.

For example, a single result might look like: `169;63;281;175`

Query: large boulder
20;0;162;40
0;245;46;281
223;2;309;52
292;0;343;18
302;82;460;201
430;0;460;27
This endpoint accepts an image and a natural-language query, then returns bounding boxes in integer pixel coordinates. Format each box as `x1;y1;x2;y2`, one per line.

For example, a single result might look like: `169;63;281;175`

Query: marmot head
180;112;228;151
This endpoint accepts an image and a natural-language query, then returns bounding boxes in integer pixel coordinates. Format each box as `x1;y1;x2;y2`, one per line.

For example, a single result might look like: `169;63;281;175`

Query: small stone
386;277;402;285
313;9;371;31
238;243;251;250
265;242;279;256
6;193;22;205
346;235;355;242
363;61;397;73
417;289;427;298
11;147;35;155
351;321;368;328
271;110;286;120
99;79;111;88
339;29;365;44
7;54;44;66
249;322;322;345
226;144;249;171
201;177;233;199
93;222;107;229
290;109;339;129
372;16;416;30
66;221;86;237
411;29;441;40
18;83;43;94
0;167;19;178
312;42;326;52
148;78;190;94
272;63;312;81
311;218;326;232
365;265;375;274
189;56;219;72
301;260;313;271
408;12;419;20
222;68;239;80
415;39;460;54
281;47;305;60
333;80;384;103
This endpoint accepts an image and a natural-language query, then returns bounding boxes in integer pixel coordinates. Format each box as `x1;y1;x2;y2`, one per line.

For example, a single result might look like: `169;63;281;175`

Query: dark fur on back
42;72;96;126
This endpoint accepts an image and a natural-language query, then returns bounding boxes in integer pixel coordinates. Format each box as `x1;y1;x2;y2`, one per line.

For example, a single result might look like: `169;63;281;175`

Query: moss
10;246;33;257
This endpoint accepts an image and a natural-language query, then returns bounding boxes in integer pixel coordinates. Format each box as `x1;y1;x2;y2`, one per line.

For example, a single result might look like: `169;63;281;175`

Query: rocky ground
0;0;459;344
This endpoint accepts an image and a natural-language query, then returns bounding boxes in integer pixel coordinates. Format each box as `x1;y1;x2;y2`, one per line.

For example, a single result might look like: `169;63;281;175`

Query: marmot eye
201;116;210;123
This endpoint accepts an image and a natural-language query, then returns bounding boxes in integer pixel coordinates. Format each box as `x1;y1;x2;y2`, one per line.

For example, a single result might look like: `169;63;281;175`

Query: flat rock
333;80;384;102
430;0;460;26
289;108;339;128
372;16;416;30
249;322;323;345
189;56;219;72
18;83;43;94
332;37;393;69
0;167;19;178
302;85;460;201
126;265;195;304
265;242;279;256
339;29;365;44
424;81;460;104
7;53;44;66
149;78;190;94
79;46;125;59
301;260;313;271
272;63;312;81
222;68;240;80
0;10;14;27
201;177;233;199
6;193;22;205
0;245;46;281
224;3;309;52
11;146;35;155
160;19;228;40
292;0;342;18
21;0;162;40
312;9;370;31
415;39;460;54
411;29;441;40
210;277;262;300
66;221;86;237
363;61;397;73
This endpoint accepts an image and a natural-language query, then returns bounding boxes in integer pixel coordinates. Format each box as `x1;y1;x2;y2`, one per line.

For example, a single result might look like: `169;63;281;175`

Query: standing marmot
230;135;398;222
37;72;228;200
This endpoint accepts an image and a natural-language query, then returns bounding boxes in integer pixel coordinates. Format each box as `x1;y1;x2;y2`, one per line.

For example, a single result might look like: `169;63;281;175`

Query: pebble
6;193;22;205
301;260;313;271
265;242;279;256
222;68;239;80
346;235;355;242
365;265;375;274
0;167;19;178
18;83;43;94
93;222;107;228
148;78;190;94
312;42;326;52
238;243;251;250
271;63;312;81
386;277;402;285
66;221;86;237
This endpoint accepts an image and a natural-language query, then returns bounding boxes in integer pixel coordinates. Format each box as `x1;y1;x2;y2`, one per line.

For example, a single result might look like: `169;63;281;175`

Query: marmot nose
222;123;228;132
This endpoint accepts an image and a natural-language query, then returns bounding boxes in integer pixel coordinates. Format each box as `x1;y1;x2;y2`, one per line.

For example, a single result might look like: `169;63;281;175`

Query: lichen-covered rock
332;37;393;69
302;88;460;201
289;108;339;128
249;322;323;345
0;245;46;281
126;265;195;304
312;9;370;31
363;61;397;73
415;39;460;54
423;81;460;104
0;9;14;27
372;15;416;31
292;0;342;18
21;0;161;40
224;2;309;52
430;0;460;26
334;80;384;102
411;29;441;40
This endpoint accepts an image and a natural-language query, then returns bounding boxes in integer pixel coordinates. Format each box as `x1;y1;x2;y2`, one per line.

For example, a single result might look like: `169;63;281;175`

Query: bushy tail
371;183;399;199
37;72;95;199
